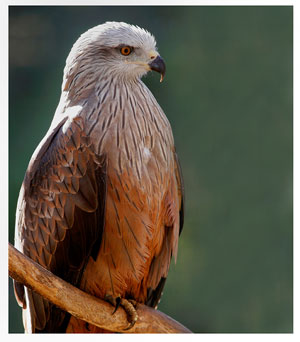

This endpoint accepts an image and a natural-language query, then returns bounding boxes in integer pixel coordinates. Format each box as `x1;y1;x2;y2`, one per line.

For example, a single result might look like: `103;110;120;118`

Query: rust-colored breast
80;80;181;303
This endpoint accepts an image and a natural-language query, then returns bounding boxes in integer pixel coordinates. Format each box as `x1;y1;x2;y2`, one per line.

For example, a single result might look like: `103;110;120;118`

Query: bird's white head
63;21;166;94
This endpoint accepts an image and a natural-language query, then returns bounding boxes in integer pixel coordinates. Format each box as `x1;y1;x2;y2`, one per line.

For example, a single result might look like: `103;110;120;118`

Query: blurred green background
9;6;293;333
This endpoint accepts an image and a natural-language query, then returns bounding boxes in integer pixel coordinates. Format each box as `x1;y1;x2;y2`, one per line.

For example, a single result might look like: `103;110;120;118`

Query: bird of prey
14;21;184;333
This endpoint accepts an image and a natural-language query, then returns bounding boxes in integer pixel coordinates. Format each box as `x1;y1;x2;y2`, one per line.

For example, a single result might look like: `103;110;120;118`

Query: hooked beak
149;55;166;82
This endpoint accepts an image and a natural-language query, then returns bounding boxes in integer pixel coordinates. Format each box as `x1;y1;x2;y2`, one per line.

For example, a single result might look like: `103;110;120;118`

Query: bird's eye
120;46;133;56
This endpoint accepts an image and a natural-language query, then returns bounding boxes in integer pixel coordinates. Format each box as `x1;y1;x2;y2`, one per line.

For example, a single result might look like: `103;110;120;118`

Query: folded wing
14;114;107;332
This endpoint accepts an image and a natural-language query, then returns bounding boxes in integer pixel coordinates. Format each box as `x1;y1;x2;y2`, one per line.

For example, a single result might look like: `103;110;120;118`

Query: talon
123;318;137;331
120;298;138;330
105;294;121;314
112;296;121;315
105;295;139;329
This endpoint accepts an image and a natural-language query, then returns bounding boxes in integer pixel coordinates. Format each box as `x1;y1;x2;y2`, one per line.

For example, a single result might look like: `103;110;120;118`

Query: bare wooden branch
8;243;191;333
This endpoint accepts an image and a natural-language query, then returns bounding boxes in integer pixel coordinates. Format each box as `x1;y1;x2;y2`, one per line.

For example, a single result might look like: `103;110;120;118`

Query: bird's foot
105;295;138;330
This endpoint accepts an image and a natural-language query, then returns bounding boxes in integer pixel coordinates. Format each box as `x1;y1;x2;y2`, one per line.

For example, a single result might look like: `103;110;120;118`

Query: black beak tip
149;55;166;82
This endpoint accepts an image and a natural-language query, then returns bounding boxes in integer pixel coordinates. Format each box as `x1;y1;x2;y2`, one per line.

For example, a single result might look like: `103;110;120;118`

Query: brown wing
14;115;106;332
145;151;184;308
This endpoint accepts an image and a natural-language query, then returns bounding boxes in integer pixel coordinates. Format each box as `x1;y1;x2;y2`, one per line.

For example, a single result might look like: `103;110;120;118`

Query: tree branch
8;243;191;333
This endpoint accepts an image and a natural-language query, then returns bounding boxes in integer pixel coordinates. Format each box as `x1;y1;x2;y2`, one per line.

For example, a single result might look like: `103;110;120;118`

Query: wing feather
14;114;106;332
145;151;184;308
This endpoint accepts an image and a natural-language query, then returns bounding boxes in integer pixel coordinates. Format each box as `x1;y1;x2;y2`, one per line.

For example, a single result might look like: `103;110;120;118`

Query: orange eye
120;46;132;56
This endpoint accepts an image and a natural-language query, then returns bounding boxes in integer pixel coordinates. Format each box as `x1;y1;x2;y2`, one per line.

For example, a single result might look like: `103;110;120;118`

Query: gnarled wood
9;243;191;333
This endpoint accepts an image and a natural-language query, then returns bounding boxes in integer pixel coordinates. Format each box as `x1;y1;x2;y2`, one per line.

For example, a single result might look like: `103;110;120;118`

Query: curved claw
105;295;139;330
105;294;121;315
120;298;138;330
112;297;121;315
123;319;137;331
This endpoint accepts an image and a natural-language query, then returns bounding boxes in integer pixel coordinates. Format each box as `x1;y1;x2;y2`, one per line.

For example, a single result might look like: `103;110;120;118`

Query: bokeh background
9;6;293;333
